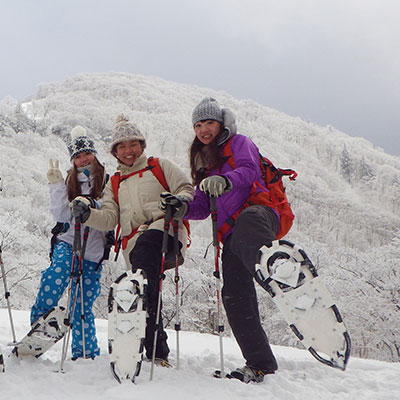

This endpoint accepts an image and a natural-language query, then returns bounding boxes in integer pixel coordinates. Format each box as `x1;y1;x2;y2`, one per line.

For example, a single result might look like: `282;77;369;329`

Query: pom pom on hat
70;125;87;141
67;125;97;160
110;114;146;155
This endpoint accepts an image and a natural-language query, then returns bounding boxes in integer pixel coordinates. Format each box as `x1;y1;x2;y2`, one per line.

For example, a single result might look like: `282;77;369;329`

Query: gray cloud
1;0;399;156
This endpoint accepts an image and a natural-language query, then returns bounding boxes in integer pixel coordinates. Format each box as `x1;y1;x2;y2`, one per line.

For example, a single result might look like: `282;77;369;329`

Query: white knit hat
67;126;97;160
110;114;146;154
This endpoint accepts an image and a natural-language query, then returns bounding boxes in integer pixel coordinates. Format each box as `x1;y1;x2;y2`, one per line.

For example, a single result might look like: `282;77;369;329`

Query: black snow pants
129;229;179;361
221;205;279;372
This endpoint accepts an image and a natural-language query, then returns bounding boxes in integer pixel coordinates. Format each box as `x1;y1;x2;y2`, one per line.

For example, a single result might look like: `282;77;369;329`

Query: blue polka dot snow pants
30;241;102;359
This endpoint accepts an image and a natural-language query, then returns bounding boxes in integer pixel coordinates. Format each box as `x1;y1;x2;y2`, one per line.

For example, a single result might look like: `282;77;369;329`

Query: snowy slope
1;72;400;363
1;309;399;400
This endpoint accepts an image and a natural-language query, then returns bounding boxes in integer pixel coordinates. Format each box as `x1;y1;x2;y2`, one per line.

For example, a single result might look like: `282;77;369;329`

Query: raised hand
46;159;63;184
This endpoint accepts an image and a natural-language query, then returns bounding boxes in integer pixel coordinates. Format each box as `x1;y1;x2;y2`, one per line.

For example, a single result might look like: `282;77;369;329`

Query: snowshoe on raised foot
12;306;67;358
108;270;148;383
255;240;351;371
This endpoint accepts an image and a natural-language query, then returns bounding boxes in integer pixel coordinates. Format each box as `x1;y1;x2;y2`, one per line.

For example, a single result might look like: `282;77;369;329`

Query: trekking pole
210;196;225;377
59;220;89;371
150;205;173;381
172;219;181;370
60;218;81;372
78;226;90;359
0;243;17;346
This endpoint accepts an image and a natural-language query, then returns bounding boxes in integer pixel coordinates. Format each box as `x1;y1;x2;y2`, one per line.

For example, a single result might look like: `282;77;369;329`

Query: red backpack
220;138;297;240
110;157;191;257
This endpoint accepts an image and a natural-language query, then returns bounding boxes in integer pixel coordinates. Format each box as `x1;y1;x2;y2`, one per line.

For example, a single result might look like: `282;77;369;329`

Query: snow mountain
0;72;399;364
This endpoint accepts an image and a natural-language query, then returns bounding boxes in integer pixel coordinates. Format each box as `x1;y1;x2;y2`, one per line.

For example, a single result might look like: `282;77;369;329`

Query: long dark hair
66;157;105;201
189;125;225;186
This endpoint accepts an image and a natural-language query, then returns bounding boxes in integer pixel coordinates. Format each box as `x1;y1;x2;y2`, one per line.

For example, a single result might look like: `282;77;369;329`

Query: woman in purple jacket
160;97;279;383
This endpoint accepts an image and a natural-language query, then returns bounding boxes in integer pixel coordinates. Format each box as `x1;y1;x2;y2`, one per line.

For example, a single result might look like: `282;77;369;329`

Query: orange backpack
220;138;297;240
110;157;191;258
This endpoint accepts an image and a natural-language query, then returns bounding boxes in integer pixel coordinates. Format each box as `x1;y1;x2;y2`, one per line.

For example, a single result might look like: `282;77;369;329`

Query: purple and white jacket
184;134;272;242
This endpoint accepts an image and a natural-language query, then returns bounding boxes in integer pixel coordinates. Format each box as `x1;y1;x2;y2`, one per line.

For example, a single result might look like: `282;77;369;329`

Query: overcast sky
1;0;399;156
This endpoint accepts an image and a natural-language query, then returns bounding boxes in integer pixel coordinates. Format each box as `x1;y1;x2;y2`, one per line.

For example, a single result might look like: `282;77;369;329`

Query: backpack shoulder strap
110;172;121;204
148;156;169;191
49;222;68;260
148;157;192;247
221;137;235;169
110;158;170;205
100;172;110;192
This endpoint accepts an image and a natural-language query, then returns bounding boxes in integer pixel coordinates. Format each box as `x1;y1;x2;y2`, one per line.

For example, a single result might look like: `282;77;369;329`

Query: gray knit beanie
67;126;97;160
110;114;146;154
192;97;224;126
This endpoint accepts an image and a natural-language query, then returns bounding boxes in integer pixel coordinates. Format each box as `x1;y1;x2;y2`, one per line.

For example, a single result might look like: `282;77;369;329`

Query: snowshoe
213;369;231;379
108;270;148;383
214;366;270;383
12;306;67;358
145;357;173;368
229;365;268;383
255;240;351;371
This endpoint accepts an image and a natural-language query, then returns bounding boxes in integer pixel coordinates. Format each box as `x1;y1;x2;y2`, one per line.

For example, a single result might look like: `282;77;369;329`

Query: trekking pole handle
73;217;82;252
210;196;218;247
162;205;173;254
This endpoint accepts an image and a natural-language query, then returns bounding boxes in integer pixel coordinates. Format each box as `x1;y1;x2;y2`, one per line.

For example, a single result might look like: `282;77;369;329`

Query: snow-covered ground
1;309;399;400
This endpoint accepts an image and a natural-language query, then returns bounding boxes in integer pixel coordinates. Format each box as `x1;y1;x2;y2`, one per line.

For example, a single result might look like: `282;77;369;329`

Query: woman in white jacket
72;115;194;363
30;126;107;360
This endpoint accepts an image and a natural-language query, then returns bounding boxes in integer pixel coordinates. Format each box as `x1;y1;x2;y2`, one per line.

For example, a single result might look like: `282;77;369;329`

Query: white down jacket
49;171;107;264
84;152;194;268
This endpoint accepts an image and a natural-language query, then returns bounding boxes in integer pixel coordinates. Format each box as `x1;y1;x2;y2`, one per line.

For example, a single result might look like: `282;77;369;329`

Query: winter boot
229;365;273;383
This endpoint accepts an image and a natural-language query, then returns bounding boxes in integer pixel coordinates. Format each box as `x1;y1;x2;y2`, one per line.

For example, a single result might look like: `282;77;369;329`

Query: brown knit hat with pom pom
110;114;146;156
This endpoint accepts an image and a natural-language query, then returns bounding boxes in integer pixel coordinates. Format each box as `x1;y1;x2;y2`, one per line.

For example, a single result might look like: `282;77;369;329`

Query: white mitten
46;159;63;184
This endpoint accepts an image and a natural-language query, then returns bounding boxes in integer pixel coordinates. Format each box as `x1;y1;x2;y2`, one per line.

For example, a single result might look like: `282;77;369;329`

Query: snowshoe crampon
151;357;173;368
108;270;147;383
255;240;351;371
12;306;67;358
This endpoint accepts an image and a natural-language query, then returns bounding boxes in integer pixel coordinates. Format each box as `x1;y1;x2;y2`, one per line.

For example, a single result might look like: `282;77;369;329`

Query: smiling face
115;139;143;166
73;152;96;168
194;120;222;145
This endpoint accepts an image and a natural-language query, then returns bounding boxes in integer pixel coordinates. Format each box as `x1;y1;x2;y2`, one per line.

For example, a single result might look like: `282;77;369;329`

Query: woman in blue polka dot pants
31;241;102;359
30;126;109;360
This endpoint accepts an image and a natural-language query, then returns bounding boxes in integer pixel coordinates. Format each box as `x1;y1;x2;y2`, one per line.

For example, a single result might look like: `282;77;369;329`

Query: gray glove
46;159;63;184
199;175;232;197
71;196;93;223
159;192;188;219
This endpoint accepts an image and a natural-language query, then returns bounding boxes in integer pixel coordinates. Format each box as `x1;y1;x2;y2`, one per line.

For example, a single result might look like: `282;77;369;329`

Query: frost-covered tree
1;72;400;362
340;144;353;183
